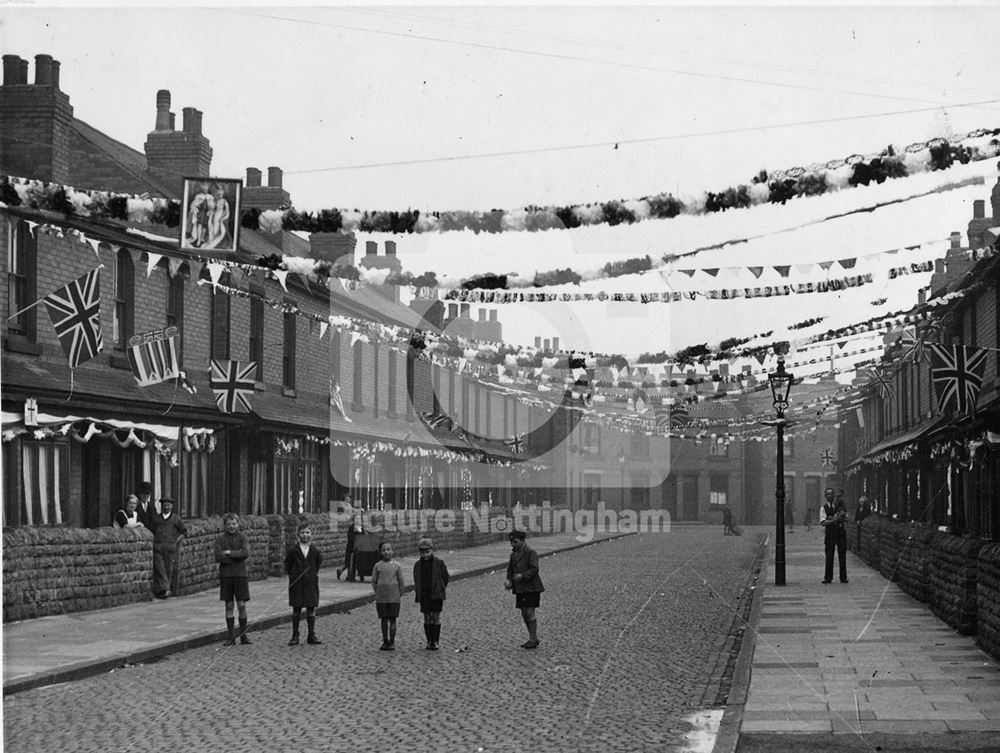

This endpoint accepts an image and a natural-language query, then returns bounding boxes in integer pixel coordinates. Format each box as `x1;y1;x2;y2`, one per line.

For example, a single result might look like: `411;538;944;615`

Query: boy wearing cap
151;497;187;599
413;537;450;650
215;513;252;645
505;530;544;649
285;522;323;645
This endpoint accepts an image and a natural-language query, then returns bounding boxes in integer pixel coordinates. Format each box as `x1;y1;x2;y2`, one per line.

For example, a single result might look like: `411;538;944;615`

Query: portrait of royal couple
184;179;235;251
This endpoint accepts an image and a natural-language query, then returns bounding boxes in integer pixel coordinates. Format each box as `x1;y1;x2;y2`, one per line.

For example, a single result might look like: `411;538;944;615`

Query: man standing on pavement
151;497;186;598
505;530;544;649
820;487;848;584
215;513;252;645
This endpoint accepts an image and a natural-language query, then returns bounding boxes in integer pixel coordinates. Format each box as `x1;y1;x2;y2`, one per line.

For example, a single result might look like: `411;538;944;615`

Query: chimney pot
182;107;196;134
2;55;22;86
551;336;558;351
918;289;927;305
460;303;470;317
50;60;60;90
951;232;962;249
246;168;262;187
365;241;377;256
478;309;486;321
490;310;498;322
34;54;53;86
974;200;985;219
267;166;283;188
543;338;551;351
193;109;203;136
385;240;396;256
448;304;459;318
168;112;176;130
935;259;945;275
155;90;172;131
534;337;542;348
17;59;27;84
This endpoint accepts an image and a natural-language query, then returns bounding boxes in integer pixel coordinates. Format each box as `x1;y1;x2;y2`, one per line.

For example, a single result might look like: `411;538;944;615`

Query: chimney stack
155;89;171;131
34;54;53;85
243;165;291;211
145;91;213;183
385;240;396;256
308;231;357;267
478;309;486;321
543;338;551;351
365;241;377;256
551;336;559;351
535;337;542;348
0;53;73;182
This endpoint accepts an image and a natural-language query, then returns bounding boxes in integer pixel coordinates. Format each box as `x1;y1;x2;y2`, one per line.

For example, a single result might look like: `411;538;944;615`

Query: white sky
2;3;999;358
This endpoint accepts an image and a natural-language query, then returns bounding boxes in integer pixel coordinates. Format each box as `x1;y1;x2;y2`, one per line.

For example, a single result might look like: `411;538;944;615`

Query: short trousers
376;602;400;619
220;576;250;602
515;592;540;609
419;599;444;614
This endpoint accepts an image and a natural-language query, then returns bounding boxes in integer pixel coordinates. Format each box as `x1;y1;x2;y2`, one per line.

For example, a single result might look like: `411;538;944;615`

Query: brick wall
927;532;983;635
976;543;1000;660
3;507;520;622
2;525;153;621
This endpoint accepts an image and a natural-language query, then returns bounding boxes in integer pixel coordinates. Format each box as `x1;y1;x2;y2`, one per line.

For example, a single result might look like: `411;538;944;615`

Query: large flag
654;407;671;431
210;360;257;414
929;344;988;415
44;268;103;368
127;327;179;386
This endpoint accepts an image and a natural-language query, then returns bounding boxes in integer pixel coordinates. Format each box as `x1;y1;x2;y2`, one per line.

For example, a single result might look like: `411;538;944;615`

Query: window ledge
255;381;266;392
386;410;398;420
4;336;42;356
351;403;364;413
282;386;297;398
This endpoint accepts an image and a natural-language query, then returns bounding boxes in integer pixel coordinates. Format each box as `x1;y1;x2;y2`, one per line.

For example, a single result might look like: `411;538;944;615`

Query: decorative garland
2;129;997;238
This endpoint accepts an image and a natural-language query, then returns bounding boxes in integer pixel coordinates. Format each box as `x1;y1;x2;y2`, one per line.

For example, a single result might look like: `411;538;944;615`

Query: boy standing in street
151;497;186;599
413;537;449;650
215;513;252;645
505;530;544;649
285;522;323;646
371;541;405;651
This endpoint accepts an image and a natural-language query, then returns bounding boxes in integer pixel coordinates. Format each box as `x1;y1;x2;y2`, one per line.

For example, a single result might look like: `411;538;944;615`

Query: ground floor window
709;474;728;507
8;438;69;526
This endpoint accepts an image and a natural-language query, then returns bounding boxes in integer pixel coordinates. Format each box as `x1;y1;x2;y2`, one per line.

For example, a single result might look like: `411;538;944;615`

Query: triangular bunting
773;265;790;278
145;252;162;278
747;266;764;279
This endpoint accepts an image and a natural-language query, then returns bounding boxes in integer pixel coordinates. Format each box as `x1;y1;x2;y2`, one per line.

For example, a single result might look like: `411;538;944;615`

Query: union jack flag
929;344;988;415
505;433;525;454
899;322;940;364
669;403;689;428
820;448;836;468
210;360;257;414
654;408;671;431
44;268;104;368
869;366;895;400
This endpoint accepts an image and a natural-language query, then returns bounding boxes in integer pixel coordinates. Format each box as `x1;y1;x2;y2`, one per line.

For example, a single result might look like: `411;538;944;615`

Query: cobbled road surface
4;528;764;753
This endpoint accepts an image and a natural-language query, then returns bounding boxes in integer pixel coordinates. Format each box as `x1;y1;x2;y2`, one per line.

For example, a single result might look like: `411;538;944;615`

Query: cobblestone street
4;529;764;753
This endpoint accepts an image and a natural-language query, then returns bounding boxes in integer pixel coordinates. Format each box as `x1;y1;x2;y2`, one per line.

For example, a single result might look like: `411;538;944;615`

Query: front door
682;475;699;521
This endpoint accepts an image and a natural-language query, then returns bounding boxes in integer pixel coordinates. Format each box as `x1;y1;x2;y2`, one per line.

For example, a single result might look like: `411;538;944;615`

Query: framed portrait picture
179;177;242;255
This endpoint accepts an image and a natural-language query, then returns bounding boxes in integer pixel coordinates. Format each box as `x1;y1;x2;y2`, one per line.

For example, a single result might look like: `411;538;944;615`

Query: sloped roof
68;119;178;198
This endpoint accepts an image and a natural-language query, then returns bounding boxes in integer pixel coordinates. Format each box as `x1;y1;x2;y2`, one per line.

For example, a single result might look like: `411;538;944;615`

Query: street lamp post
617;450;626;509
768;358;794;587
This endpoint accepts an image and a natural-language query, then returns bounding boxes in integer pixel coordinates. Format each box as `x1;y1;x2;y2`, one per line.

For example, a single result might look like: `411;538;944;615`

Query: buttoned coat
285;544;323;608
413;556;450;602
507;544;545;594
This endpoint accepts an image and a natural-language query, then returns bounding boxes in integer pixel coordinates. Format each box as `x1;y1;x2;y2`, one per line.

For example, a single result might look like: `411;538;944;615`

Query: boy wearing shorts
214;513;252;645
371;541;405;651
505;530;544;649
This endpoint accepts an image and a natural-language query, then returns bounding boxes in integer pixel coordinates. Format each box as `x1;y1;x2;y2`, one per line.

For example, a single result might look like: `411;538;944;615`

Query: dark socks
381;618;389;643
238;616;251;644
431;623;441;644
423;623;432;642
527;620;537;641
225;617;235;644
388;619;396;645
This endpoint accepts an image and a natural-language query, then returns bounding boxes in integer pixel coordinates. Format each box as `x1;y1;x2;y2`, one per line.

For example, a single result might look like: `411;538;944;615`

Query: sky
2;2;999;359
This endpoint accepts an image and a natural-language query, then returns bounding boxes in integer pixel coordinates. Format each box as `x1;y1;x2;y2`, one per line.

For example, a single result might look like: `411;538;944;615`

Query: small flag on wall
210;360;257;414
127;327;180;387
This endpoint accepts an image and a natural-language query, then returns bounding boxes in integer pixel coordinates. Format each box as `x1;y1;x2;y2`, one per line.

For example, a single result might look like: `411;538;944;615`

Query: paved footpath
728;526;1000;753
2;530;624;695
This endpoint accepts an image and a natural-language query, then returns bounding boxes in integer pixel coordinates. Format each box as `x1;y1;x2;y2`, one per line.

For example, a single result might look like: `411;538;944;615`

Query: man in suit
505;530;545;649
151;497;187;598
820;487;849;584
136;481;155;529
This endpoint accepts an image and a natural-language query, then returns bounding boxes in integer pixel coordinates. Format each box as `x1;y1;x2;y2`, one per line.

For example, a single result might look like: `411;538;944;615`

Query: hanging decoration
6;128;996;235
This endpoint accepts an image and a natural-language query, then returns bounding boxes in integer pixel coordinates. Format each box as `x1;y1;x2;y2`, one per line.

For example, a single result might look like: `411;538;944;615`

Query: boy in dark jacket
285;522;323;645
215;513;252;645
413;537;450;650
505;530;544;649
